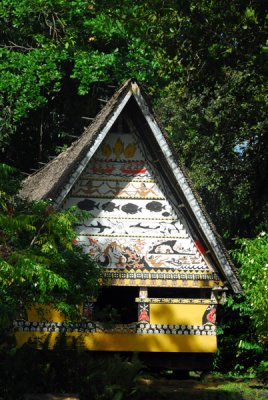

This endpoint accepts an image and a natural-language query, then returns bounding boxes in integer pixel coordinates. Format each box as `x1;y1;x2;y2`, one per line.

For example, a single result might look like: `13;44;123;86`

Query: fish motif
162;212;170;217
77;199;99;211
102;201;120;212
129;222;161;230
85;221;111;234
146;201;166;212
121;203;142;215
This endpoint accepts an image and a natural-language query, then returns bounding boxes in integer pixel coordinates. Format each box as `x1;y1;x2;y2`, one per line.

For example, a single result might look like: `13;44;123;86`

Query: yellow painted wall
25;304;210;326
16;303;216;353
15;331;217;353
27;305;65;322
150;304;208;325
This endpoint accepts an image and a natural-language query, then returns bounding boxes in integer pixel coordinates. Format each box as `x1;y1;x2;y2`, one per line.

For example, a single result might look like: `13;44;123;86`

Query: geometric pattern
137;323;216;336
135;298;217;304
13;320;216;336
63;130;221;288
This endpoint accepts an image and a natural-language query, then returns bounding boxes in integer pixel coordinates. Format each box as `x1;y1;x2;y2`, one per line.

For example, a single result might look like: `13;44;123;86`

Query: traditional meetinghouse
16;79;241;370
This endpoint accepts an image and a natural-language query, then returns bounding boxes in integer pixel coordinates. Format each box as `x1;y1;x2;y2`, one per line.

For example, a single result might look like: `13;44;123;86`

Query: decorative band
81;234;188;239
79;177;156;183
135;298;217;304
71;195;166;200
13;321;216;336
137;323;216;336
85;216;178;221
102;272;219;281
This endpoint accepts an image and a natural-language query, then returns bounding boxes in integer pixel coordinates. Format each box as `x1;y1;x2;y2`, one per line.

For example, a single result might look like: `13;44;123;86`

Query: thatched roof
19;79;132;202
20;79;242;293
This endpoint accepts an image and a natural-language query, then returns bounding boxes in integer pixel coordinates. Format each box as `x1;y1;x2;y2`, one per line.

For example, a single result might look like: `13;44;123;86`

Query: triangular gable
63;125;218;290
20;80;242;293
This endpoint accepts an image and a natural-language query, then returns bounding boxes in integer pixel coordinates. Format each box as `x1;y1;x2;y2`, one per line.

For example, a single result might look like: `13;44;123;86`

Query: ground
24;376;268;400
136;376;268;400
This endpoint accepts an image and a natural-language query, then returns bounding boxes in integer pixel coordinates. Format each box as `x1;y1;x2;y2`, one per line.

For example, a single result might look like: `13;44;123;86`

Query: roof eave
19;79;242;293
132;89;242;294
54;89;133;206
19;79;133;203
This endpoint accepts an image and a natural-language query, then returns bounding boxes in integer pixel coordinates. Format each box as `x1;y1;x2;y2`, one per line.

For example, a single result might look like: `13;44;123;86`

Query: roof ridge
19;78;242;293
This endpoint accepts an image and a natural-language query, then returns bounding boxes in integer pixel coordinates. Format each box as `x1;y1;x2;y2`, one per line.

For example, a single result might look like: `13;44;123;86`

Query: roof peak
19;79;242;293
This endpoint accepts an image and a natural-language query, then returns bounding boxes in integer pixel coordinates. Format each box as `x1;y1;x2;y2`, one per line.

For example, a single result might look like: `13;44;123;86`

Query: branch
0;41;35;51
30;220;46;247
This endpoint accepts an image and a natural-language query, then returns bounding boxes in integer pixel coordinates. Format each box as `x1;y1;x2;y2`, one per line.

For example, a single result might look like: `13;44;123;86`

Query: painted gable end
15;81;242;363
63;120;221;289
19;79;241;293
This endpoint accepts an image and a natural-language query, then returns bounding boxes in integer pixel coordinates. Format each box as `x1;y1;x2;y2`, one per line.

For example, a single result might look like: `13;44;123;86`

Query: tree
232;233;268;342
1;0;267;238
0;163;100;332
0;0;163;170
215;233;267;375
0;0;267;377
155;0;268;239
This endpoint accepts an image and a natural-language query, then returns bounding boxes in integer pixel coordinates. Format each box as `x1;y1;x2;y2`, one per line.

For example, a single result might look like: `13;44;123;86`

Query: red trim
195;240;205;255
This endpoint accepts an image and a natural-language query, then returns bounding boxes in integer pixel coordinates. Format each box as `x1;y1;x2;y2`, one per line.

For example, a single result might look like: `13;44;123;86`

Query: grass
135;376;268;400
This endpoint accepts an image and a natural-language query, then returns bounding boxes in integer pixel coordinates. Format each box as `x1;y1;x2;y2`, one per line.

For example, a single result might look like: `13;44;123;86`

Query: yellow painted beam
150;304;208;325
15;331;217;353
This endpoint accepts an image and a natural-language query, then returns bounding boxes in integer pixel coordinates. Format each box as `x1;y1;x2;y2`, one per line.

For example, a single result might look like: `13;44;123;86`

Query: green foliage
0;0;163;162
215;295;265;375
0;0;268;380
215;231;268;375
0;163;101;331
232;233;268;342
256;360;268;384
71;49;119;95
155;0;268;239
80;353;143;400
0;337;144;400
93;304;123;329
0;48;62;122
1;1;267;229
